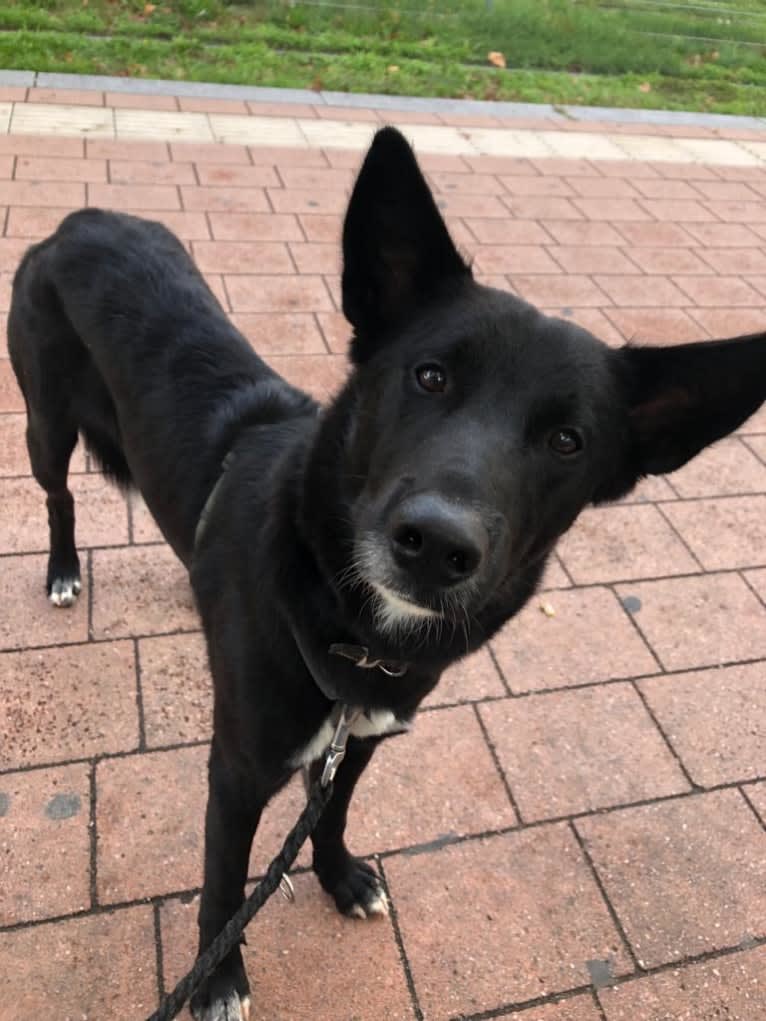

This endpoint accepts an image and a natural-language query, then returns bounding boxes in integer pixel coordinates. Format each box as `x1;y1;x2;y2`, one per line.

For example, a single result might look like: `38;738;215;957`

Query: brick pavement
1;86;766;1021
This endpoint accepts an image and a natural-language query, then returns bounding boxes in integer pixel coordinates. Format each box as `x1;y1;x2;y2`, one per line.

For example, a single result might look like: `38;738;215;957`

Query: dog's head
310;128;766;649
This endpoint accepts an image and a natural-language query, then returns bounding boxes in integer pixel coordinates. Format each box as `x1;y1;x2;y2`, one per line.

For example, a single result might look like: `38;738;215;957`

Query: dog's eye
415;364;447;393
549;427;584;457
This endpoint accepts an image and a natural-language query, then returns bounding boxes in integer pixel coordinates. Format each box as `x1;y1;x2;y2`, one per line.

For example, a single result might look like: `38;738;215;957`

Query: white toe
349;888;389;919
49;578;80;608
366;889;390;917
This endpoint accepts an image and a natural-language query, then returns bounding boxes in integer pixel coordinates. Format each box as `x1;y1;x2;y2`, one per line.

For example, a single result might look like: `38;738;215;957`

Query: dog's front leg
191;746;269;1021
308;736;388;919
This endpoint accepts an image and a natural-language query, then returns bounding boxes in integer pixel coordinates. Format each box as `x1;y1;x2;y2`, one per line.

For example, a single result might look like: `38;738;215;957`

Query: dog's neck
290;620;414;707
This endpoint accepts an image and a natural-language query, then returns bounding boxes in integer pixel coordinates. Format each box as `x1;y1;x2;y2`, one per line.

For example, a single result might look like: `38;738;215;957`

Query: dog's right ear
342;126;471;362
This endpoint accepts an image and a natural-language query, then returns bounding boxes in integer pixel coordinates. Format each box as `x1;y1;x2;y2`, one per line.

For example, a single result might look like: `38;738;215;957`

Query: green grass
2;0;766;114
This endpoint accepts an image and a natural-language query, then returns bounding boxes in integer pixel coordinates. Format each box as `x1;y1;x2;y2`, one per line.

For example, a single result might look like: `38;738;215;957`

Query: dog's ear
610;333;766;489
342;126;471;361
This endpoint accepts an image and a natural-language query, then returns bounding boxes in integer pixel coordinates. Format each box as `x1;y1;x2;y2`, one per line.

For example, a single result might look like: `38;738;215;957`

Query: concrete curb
0;69;759;132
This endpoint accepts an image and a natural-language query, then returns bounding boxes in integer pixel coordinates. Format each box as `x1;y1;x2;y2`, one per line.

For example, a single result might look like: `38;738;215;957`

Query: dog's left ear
611;333;766;487
342;126;471;362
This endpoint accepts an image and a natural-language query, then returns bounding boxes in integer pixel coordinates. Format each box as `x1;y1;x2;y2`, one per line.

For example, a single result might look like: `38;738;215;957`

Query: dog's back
8;208;315;587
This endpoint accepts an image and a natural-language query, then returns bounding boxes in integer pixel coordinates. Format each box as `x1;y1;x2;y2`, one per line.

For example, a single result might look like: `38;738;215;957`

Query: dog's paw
319;856;389;920
190;987;250;1021
189;952;251;1021
48;575;82;608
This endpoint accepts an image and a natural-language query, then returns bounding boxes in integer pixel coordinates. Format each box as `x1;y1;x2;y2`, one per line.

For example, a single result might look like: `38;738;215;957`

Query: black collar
292;628;409;703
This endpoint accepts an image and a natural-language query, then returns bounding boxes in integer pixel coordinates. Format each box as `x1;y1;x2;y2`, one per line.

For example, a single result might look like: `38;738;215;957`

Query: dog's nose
390;493;488;587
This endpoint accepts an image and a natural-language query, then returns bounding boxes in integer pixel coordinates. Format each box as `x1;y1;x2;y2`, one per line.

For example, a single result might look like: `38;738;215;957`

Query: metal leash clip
321;704;361;787
279;873;295;903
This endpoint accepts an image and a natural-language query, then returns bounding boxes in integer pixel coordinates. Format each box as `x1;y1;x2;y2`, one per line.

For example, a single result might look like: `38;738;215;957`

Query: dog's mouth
370;581;442;633
343;534;483;638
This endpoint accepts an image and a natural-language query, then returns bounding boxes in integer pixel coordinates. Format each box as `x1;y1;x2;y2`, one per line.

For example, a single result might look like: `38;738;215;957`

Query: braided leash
147;778;334;1021
146;705;361;1021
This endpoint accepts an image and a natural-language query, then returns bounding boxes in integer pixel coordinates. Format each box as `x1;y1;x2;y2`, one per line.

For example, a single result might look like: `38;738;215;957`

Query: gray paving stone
564;104;766;130
0;69;35;86
35;72;318;104
320;90;564;119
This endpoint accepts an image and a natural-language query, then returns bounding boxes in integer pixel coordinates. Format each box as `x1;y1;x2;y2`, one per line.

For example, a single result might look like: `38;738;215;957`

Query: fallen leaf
638;82;652;93
488;51;506;69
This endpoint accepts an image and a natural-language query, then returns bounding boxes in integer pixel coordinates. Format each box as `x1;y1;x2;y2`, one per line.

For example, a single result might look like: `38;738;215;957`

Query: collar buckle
328;643;408;678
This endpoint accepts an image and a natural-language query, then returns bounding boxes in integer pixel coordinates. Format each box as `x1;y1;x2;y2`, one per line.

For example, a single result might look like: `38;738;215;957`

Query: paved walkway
1;81;766;1021
2;83;766;165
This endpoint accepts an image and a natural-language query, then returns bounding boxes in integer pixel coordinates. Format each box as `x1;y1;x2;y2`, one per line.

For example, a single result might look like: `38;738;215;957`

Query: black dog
8;127;766;1020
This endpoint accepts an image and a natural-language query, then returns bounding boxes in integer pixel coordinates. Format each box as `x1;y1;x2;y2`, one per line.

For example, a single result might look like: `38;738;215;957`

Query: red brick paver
640;662;766;785
2;95;766;1021
0;907;158;1019
346;705;518;853
0;763;91;924
0;641;137;767
577;791;766;968
616;572;766;671
161;884;414;1021
480;684;688;820
387;827;631;1019
491;586;658;691
528;1000;603;1021
599;946;766;1020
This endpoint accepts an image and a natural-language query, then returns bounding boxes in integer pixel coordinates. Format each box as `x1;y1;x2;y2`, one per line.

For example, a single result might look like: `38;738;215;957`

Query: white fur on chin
371;582;439;635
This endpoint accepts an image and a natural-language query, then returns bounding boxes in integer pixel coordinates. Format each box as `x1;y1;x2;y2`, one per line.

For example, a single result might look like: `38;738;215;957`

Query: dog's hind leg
9;243;89;607
26;409;81;607
308;737;389;919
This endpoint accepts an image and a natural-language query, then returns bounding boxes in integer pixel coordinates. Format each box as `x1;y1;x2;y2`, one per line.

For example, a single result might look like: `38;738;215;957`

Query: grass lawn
3;0;766;115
